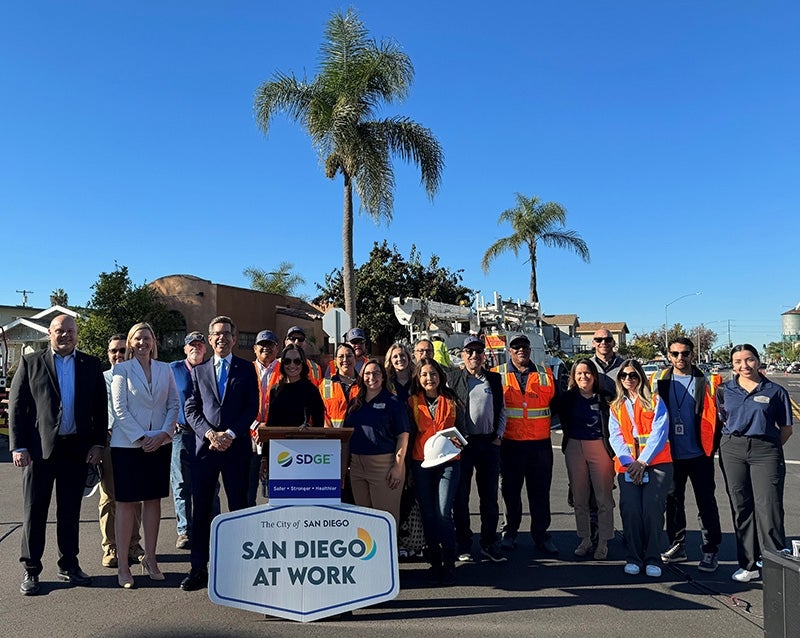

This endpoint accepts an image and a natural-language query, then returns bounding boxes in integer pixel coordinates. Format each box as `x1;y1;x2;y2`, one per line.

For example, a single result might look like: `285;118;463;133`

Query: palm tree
243;262;306;297
481;193;590;305
253;8;444;326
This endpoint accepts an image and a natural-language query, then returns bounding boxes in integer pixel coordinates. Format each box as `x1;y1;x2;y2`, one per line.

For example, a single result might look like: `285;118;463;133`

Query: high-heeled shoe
141;557;165;581
118;571;134;589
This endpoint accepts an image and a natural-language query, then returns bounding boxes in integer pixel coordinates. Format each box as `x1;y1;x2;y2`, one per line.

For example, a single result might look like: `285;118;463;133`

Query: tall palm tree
481;193;590;305
253;8;444;326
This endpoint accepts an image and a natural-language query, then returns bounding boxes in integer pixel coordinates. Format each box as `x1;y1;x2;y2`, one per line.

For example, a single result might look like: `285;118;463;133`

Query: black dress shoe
180;568;208;591
20;571;40;595
57;567;92;586
536;539;559;555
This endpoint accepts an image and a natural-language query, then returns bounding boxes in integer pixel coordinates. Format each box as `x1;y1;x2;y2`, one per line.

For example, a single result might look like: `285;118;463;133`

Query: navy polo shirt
345;388;410;455
717;376;792;441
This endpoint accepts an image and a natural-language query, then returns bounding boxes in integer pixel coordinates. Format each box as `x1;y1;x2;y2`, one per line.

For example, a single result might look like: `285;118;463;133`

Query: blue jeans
412;460;460;568
171;428;195;536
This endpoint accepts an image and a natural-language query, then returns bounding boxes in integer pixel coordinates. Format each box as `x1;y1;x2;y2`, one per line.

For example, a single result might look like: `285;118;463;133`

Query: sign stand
208;426;400;622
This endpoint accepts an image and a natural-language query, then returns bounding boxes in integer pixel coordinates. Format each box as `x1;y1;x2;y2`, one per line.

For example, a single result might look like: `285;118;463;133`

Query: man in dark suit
10;314;107;595
180;315;258;591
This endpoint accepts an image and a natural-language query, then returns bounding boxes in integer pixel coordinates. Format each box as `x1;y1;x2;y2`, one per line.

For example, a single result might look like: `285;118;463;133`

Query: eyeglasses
509;344;530;350
287;336;305;343
593;337;614;344
350;339;365;345
669;351;692;358
108;348;125;354
618;371;640;381
283;358;302;365
414;348;432;354
464;348;485;356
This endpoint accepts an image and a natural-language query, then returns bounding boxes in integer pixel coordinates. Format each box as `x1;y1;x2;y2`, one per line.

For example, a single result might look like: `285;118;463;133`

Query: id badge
675;422;685;436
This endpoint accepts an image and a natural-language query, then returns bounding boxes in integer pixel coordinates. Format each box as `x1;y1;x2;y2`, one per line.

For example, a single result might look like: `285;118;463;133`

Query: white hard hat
421;433;460;468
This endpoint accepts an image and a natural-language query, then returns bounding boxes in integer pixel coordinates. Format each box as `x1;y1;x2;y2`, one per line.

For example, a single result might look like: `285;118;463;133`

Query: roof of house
542;314;579;326
576;321;629;334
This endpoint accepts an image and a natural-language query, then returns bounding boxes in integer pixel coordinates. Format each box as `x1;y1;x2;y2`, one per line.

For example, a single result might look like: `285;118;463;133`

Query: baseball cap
84;464;102;498
463;335;484;349
184;331;205;346
256;330;278;344
347;327;366;342
286;326;306;338
508;333;530;347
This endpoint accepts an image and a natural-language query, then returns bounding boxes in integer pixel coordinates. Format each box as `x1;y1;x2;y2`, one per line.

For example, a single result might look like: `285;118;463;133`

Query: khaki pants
350;453;403;526
564;438;615;541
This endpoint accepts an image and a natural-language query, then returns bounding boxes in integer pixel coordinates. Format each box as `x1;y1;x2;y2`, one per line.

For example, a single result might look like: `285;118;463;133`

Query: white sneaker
645;565;662;578
732;568;760;582
624;563;640;575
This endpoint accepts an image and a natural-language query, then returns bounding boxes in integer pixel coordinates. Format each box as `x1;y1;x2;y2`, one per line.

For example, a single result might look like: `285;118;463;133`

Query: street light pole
664;292;702;355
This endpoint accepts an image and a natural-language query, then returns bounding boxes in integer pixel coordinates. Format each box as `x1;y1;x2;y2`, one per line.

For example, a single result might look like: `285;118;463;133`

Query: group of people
8;315;793;597
557;330;793;581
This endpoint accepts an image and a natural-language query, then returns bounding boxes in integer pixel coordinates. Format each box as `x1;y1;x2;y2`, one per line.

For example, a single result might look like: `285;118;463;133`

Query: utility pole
15;289;34;307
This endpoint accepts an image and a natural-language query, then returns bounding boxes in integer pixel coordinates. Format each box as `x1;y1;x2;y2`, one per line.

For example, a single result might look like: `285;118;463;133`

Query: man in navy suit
10;314;107;595
180;315;259;591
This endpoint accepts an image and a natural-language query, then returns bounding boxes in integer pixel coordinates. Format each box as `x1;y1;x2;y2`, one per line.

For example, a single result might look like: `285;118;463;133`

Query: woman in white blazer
111;322;179;588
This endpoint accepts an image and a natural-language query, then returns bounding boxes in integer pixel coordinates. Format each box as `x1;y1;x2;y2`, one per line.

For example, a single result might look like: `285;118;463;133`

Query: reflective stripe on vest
320;379;357;428
612;400;671;474
494;363;555;441
409;393;457;462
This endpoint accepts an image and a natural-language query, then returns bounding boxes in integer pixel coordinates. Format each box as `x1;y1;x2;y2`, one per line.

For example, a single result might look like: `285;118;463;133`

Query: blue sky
2;1;797;351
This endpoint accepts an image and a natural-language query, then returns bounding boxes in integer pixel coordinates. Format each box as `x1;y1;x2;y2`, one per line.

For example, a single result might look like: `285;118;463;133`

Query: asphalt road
1;375;799;637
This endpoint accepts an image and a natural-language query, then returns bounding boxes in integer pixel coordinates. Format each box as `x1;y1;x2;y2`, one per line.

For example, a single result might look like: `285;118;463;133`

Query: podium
257;426;352;503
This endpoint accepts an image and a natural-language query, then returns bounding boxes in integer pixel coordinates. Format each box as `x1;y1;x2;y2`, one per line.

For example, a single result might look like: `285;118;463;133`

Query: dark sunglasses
464;348;485;356
669;351;692;358
283;358;303;365
593;337;614;344
618;371;640;381
287;336;305;343
108;348;126;354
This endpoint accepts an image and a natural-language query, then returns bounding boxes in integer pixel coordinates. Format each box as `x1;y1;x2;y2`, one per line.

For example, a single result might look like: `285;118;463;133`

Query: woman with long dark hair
717;344;792;582
554;358;615;560
408;357;463;586
607;359;671;577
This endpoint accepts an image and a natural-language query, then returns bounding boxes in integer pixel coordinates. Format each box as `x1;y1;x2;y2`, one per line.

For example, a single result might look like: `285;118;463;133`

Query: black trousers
719;434;786;571
665;453;722;553
190;446;250;570
500;438;553;544
453;437;500;551
20;437;86;575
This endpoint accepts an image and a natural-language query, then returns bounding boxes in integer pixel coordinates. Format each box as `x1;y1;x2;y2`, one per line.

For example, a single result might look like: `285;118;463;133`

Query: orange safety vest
493;363;555;441
320;378;359;428
254;361;281;422
650;369;721;457
307;360;323;387
408;393;457;462
612;398;672;474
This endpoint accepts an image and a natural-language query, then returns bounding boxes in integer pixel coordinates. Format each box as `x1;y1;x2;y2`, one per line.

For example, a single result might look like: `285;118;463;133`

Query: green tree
253;8;444;327
243;262;306;296
314;241;471;351
629;323;718;360
78;265;182;363
481;193;590;304
49;288;69;307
